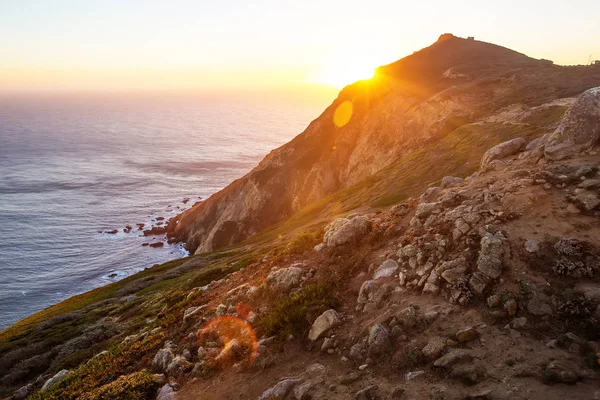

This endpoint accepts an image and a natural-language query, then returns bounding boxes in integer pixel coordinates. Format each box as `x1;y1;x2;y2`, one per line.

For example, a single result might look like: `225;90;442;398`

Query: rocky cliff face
169;34;600;255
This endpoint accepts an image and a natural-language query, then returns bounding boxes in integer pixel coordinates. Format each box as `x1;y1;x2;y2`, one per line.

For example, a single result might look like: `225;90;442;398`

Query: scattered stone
12;384;32;400
527;297;552;316
544;360;580;383
389;386;407;399
153;346;175;372
41;370;70;391
487;294;501;308
477;232;506;279
258;379;301;400
433;349;472;368
511;317;527;329
156;384;175;400
359;364;369;371
422;337;447;359
441;176;464;188
504;299;518;317
456;327;479;343
323;216;371;247
356;385;378;400
308;310;341;341
481;138;526;171
469;272;490;295
450;364;485;385
340;372;363;384
373;259;399;279
405;370;425;381
267;267;303;292
183;305;205;325
573;192;600;211
166;356;193;376
524;240;539;253
368;324;391;356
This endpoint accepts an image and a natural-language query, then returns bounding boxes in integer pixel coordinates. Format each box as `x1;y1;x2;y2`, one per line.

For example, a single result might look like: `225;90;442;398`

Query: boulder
182;305;205;325
156;384;175;400
153;347;175;372
373;259;399;279
367;324;391;356
415;202;440;219
165;355;193;376
42;369;70;391
13;384;32;400
455;327;479;342
308;309;341;341
524;240;539;253
544;87;600;160
441;176;464;188
477;232;506;279
480;138;526;172
544;360;580;383
267;267;303;292
357;280;380;304
323;216;371;247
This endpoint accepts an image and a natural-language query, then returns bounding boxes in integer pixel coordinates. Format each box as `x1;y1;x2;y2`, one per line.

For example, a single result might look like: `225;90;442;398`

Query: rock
363;284;393;313
450;364;485;385
166;355;193;376
504;299;518;317
456;327;479;343
356;385;378;400
156;383;176;400
477;232;506;279
441;176;464;188
433;349;472;368
308;309;341;341
373;259;399;279
574;282;600;302
397;244;418;259
511;317;527;329
349;342;368;362
440;190;463;207
323;216;371;247
405;370;425;381
422;337;447;359
544;87;600;160
340;371;363;384
524;240;539;253
527;297;552;316
267;267;303;292
394;306;418;327
389;386;407;399
258;379;301;400
441;265;467;284
149;242;164;248
42;369;70;391
573;192;600;211
544;360;580;383
487;294;501;308
415;202;440;219
13;384;32;400
357;280;380;304
153;347;175;372
368;324;391;356
321;337;335;352
182;305;205;324
469;272;490;295
481;138;526;171
415;262;434;277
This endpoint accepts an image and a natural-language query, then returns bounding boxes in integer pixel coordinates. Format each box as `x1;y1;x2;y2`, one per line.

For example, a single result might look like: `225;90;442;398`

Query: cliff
168;34;600;254
2;36;600;400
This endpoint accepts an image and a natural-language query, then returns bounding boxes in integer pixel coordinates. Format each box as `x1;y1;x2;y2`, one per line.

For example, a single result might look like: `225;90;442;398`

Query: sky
1;0;599;92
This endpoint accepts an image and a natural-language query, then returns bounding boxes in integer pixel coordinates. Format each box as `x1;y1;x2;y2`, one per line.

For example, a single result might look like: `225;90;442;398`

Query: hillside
167;34;600;254
1;36;600;400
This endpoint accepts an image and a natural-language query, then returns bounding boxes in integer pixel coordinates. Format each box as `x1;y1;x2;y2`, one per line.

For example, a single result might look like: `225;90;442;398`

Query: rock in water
545;87;600;160
480;138;526;172
308;309;341;341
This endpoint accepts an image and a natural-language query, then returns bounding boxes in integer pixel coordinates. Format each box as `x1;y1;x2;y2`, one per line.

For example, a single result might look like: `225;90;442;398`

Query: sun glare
314;62;376;89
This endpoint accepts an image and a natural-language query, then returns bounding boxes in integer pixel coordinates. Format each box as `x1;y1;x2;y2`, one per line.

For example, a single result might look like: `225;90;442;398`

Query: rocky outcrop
544;87;600;160
308;309;341;341
322;216;371;248
480;137;526;172
168;38;600;254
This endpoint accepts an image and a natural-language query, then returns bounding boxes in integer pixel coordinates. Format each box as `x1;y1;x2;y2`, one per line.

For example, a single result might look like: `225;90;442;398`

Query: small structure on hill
467;36;475;40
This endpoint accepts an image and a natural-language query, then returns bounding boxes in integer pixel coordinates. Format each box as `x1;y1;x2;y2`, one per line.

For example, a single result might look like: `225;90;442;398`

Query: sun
313;61;376;89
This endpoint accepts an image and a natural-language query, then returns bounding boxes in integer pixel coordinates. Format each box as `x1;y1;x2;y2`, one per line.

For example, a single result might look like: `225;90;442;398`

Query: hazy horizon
2;0;600;93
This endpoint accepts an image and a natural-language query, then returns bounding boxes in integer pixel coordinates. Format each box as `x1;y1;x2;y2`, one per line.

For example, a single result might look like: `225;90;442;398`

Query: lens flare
198;316;258;369
333;100;353;128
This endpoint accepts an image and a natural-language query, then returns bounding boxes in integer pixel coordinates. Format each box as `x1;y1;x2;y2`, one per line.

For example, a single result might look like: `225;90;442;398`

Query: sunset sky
1;0;600;92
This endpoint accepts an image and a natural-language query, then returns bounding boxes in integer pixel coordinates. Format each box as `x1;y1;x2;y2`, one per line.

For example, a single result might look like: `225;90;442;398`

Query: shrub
78;371;158;400
284;230;323;256
257;284;339;338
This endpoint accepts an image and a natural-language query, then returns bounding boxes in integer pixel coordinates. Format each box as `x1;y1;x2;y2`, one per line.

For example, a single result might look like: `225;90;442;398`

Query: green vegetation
30;333;164;400
257;283;340;338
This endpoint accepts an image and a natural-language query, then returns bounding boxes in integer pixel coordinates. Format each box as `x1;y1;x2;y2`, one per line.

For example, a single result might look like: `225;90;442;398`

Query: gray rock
349;342;368;362
215;303;228;316
13;384;32;400
397;244;418;259
450;364;485;385
156;384;175;400
481;138;526;172
356;385;378;400
368;324;391;356
422;336;447;359
258;379;301;400
373;259;399;279
323;216;371;247
415;202;440;219
166;355;193;376
363;284;393;313
405;370;425;381
468;272;490;295
573;191;600;211
544;87;600;160
182;305;205;325
153;346;175;372
42;369;70;391
477;232;506;279
357;280;380;304
441;176;464;188
433;349;472;368
524;240;539;253
527;297;552;316
544;360;580;383
308;309;341;341
267;266;303;292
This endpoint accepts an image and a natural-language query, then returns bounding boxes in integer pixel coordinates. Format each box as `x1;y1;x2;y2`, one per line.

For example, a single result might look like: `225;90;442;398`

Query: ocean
0;90;334;330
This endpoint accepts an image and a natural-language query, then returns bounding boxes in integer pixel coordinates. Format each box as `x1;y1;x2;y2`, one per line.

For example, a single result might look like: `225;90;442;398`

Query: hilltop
1;35;600;400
